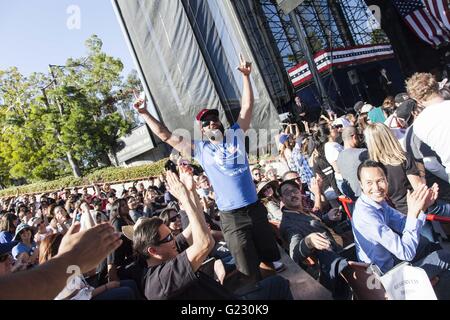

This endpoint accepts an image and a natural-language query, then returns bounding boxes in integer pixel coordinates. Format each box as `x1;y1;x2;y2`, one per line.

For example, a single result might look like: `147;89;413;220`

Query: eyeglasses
0;253;11;263
169;214;180;223
201;116;219;128
157;232;174;245
332;124;343;129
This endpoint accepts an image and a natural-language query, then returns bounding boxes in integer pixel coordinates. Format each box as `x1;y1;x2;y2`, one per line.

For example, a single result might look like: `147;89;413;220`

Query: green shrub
0;159;168;197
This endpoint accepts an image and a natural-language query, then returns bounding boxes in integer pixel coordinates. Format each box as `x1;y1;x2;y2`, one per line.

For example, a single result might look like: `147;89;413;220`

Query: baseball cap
195;109;219;121
360;103;374;114
332;117;351;128
396;99;416;121
394;93;409;105
353;101;364;113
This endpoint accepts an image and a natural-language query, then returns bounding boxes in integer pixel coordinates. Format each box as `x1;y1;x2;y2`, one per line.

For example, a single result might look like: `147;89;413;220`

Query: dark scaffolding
259;0;390;71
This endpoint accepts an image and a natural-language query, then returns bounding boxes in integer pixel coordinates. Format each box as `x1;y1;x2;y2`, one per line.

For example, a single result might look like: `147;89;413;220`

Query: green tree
370;28;389;44
0;35;135;185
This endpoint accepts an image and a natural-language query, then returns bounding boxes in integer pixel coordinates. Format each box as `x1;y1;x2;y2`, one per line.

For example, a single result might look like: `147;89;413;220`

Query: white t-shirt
414;100;450;182
324;142;344;164
325;142;344;180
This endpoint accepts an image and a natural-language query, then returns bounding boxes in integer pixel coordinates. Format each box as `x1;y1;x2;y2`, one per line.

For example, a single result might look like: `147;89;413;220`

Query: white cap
332;117;351;128
360;103;374;114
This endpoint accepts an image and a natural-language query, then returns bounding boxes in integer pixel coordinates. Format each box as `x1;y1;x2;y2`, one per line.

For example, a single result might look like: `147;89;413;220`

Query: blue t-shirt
0;231;14;244
193;123;257;211
12;242;36;260
368;107;386;123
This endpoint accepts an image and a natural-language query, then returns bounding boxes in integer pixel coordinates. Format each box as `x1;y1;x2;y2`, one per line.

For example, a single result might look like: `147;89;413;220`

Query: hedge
0;153;279;198
0;158;168;198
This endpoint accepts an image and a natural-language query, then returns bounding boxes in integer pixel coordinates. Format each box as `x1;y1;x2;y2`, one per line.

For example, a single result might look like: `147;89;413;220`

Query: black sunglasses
169;214;180;223
332;124;343;129
157;232;174;245
201;116;219;128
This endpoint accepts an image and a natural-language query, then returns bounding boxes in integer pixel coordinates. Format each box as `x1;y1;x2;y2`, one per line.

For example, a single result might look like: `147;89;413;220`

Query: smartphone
164;160;179;176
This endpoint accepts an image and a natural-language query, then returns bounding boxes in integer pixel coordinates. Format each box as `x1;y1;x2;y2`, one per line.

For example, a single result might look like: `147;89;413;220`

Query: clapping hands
407;183;439;218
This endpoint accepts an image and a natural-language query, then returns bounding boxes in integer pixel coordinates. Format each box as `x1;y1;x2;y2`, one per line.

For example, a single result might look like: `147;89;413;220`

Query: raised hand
407;184;432;218
180;171;196;192
165;171;190;202
424;183;439;211
57;223;122;273
132;90;147;114
310;174;323;196
237;53;252;76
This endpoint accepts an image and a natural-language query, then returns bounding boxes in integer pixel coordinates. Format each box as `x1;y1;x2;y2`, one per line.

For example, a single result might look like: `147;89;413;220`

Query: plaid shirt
291;145;314;187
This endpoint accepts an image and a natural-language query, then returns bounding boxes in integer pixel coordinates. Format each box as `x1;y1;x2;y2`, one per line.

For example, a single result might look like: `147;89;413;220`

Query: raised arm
165;171;214;272
236;54;254;133
0;223;121;300
133;97;192;157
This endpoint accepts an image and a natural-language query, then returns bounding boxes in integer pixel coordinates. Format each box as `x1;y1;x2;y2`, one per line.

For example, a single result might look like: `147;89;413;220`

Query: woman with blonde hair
364;123;450;216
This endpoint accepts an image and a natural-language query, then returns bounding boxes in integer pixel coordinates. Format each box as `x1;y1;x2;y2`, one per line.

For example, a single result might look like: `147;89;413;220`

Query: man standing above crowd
133;54;280;284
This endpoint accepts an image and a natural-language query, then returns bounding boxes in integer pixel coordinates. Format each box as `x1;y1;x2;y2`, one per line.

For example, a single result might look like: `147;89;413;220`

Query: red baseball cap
195;108;219;121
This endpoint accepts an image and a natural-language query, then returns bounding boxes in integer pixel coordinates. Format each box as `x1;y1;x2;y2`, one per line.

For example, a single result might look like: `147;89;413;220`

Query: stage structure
111;0;407;164
244;0;403;115
112;0;283;164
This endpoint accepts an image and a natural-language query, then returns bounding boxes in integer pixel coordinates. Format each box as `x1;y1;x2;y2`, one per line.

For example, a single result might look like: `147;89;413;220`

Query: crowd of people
1;54;450;300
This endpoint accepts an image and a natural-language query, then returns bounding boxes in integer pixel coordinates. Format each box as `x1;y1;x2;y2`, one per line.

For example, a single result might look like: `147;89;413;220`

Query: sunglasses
157;232;174;245
332;124;343;129
169;214;180;223
179;162;190;167
201;116;219;128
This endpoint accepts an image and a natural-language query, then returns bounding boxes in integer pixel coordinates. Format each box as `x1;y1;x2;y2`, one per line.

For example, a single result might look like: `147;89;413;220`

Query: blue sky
0;0;135;77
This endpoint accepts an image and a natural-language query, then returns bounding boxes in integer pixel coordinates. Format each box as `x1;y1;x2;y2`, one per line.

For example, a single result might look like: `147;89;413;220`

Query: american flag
423;0;450;33
392;0;449;47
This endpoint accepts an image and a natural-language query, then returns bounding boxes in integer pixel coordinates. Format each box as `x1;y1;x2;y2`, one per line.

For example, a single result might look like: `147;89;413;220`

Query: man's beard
205;124;225;142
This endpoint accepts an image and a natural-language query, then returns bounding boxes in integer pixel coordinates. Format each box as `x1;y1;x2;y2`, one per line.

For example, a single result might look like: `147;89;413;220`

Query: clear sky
0;0;135;77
